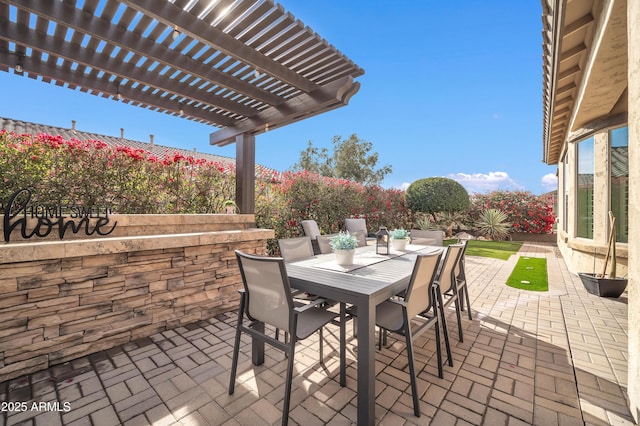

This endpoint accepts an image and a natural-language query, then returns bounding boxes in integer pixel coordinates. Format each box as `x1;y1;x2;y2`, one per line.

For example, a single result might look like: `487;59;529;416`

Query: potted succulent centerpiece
390;228;410;251
578;212;628;297
330;231;359;265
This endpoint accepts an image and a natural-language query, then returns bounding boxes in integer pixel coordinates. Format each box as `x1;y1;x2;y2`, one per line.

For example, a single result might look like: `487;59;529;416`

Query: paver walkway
0;242;633;425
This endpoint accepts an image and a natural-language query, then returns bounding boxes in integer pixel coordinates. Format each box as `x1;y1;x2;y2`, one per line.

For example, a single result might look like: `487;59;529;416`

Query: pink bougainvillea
467;190;556;234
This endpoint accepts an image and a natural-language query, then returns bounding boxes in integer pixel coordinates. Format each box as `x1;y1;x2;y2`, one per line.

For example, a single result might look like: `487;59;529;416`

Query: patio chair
350;229;368;247
316;234;336;254
301;220;321;239
278;236;315;261
278;237;353;348
455;238;473;320
410;229;444;246
344;218;375;244
375;252;449;417
229;251;345;426
301;220;322;254
433;243;465;342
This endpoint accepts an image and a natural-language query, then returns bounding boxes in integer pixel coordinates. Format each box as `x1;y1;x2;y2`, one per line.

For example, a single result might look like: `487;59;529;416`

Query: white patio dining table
260;243;442;426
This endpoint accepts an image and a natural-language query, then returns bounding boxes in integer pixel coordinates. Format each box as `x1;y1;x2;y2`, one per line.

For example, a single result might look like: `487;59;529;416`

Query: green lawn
506;256;549;291
444;239;523;260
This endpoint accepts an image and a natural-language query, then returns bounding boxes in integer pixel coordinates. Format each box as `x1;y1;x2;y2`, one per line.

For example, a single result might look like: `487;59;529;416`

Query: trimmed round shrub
406;177;470;215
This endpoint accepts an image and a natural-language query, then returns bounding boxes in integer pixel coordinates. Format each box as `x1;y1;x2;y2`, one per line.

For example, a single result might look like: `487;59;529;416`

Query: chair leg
228;295;245;395
453;297;464;342
403;325;421;417
340;303;346;387
282;340;296;426
432;289;443;378
434;316;443;378
437;291;453;367
463;285;472;320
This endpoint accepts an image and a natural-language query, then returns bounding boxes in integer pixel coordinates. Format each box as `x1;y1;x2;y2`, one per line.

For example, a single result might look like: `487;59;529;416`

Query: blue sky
0;1;557;195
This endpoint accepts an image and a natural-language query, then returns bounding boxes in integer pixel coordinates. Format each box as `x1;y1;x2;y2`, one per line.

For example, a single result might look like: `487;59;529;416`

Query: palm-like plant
476;209;511;241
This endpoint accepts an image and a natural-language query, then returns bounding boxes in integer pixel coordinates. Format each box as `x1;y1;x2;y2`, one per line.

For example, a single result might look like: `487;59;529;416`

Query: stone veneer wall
0;214;273;382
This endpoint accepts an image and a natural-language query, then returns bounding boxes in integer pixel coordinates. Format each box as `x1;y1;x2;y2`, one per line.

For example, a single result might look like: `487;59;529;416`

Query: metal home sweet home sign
2;189;117;243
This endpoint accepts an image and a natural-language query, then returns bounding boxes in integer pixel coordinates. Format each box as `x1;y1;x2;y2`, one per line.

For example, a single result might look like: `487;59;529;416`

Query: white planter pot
335;249;355;265
391;238;408;251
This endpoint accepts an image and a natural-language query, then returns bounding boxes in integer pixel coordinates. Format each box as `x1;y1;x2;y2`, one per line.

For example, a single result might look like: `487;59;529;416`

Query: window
610;127;628;243
576;137;594;239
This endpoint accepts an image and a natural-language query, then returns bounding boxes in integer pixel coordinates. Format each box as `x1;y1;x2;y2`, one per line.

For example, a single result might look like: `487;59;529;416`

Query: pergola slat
121;0;319;93
8;0;283;107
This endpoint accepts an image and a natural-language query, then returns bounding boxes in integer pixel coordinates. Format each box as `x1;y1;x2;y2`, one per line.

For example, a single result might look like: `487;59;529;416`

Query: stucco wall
556;231;629;277
0;215;273;382
555;128;629;278
627;0;639;421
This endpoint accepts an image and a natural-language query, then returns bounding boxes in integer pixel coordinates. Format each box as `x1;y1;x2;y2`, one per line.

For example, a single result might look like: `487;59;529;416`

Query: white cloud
398;182;411;190
447;171;524;194
541;173;558;191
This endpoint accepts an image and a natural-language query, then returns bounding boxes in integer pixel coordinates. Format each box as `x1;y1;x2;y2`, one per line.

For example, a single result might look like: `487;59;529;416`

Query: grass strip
506;256;548;291
444;239;523;260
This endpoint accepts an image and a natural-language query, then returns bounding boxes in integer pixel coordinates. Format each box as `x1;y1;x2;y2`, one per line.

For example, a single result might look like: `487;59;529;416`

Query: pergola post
235;133;255;214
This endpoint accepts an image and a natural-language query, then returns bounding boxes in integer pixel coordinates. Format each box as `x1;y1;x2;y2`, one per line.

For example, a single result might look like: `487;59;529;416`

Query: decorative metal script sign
3;189;117;242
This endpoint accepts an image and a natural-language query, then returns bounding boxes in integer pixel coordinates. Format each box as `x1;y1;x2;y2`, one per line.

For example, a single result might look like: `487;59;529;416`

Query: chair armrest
294;298;329;312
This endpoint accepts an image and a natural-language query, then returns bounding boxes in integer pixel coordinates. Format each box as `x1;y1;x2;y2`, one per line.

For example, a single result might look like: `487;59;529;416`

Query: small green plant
476;209;511;241
329;231;358;251
390;228;409;240
416;215;435;230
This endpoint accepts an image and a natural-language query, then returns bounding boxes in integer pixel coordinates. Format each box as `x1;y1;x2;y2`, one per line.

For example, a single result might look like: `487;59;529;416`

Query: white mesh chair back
345;218;368;235
438;243;464;294
351;230;367;247
301;220;321;239
317;234;335;254
410;229;444;246
235;251;293;332
454;239;469;277
404;252;442;319
278;237;315;261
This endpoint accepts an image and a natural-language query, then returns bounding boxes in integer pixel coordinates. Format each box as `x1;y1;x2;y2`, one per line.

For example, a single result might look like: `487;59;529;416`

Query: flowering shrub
0;131;234;213
254;171;415;254
1;131;415;255
467;190;555;234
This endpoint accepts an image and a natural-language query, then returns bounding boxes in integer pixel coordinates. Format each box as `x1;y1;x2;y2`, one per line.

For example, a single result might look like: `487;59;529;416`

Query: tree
291;141;334;177
291;134;392;185
406;177;470;219
406;177;470;237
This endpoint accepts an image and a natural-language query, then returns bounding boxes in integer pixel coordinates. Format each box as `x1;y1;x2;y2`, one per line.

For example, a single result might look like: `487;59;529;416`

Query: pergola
0;0;364;213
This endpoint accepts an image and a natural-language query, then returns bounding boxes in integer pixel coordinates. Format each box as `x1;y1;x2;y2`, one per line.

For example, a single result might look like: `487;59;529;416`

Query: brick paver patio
1;242;633;425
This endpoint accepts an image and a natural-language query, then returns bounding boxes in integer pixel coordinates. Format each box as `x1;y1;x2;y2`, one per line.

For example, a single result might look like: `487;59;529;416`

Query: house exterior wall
556;131;629;277
627;0;639;420
543;1;636;419
0;215;273;383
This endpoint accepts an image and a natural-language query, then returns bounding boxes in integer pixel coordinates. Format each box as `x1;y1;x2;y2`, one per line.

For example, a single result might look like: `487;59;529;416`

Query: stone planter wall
510;232;557;243
0;214;273;382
